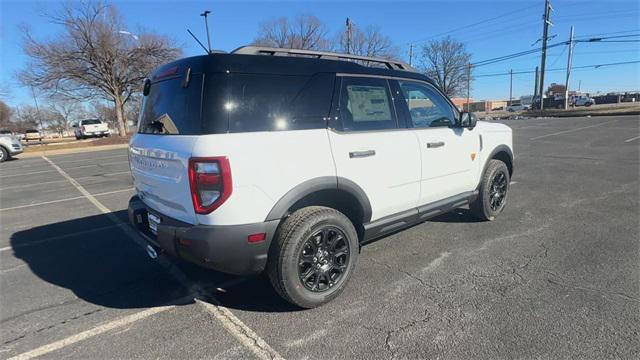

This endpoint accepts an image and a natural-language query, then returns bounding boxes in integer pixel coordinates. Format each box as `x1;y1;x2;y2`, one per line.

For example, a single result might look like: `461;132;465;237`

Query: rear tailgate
129;65;209;225
130;135;198;224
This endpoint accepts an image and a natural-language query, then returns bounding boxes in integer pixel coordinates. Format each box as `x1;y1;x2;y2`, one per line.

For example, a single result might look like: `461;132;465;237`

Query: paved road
1;115;638;359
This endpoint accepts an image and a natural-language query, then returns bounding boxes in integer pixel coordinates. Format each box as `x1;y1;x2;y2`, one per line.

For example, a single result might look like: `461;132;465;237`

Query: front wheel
470;159;510;221
267;206;359;308
0;147;8;163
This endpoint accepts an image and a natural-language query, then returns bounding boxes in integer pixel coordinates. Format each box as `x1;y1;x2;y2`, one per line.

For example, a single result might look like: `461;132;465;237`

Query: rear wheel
268;206;358;308
470;159;510;221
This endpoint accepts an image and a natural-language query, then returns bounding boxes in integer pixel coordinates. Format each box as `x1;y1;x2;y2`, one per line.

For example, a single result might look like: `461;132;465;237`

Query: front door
393;80;479;205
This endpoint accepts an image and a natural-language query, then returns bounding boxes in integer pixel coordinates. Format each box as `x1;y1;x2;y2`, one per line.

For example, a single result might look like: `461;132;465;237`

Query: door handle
426;141;445;149
349;150;376;158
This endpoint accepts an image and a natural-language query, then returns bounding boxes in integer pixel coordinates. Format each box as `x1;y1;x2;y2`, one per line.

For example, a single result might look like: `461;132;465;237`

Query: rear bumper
128;196;279;275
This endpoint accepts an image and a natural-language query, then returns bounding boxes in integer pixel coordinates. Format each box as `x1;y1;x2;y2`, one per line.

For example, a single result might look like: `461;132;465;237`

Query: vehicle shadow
9;211;298;312
428;208;484;223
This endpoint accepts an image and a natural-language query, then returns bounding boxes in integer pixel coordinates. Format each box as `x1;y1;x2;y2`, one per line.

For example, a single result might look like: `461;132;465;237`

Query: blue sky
1;0;639;107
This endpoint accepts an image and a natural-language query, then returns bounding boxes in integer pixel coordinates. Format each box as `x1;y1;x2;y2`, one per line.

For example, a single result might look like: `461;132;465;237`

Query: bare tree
13;105;40;132
419;37;472;97
50;99;81;134
337;25;398;59
0;100;13;129
20;2;181;137
253;14;332;50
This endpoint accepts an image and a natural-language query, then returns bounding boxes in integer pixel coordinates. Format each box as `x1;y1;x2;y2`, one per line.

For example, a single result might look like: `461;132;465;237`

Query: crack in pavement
544;271;640;304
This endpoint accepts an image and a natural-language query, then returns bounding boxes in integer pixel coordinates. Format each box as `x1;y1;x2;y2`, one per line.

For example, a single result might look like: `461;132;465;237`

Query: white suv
128;47;514;308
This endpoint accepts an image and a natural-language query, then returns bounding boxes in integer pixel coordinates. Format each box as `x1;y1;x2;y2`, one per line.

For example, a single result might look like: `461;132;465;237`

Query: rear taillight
188;157;232;214
81;126;86;132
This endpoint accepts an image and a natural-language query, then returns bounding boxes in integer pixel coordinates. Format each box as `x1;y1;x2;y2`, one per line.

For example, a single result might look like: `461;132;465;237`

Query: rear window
81;119;102;125
138;72;334;135
218;73;334;133
26;130;39;133
138;74;204;135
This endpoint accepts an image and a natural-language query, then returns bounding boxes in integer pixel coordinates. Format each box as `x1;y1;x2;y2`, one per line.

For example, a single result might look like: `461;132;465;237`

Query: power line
409;3;539;45
572;29;640;39
474;60;640;78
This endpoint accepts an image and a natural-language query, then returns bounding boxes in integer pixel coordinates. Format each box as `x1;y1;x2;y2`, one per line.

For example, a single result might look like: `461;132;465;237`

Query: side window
398;81;455;128
227;73;333;132
339;77;397;131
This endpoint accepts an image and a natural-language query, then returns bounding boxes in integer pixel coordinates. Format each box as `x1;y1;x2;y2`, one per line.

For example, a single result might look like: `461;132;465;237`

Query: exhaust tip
146;244;158;259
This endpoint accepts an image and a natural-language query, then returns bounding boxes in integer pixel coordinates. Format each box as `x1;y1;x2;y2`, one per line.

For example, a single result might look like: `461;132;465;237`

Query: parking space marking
0;169;58;178
530;120;615;140
0;171;131;191
7;305;176;360
50;154;128;165
624;135;640;143
196;299;284;360
0;188;134;212
0;224;123;253
1;161;129;179
39;155;283;360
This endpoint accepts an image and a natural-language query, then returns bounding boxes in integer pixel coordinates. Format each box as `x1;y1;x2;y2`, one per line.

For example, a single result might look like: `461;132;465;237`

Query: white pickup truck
73;119;110;139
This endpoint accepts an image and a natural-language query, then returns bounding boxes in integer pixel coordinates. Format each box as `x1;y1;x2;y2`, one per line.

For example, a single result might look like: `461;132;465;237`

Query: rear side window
138;74;204;135
225;73;334;132
338;77;397;131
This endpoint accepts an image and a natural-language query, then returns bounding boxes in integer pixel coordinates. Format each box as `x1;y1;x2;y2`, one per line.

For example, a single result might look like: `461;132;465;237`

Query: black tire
470;159;510;221
267;206;359;308
0;146;8;163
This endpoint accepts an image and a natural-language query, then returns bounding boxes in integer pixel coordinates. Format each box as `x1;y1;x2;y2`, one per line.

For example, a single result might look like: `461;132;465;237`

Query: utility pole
534;66;539;100
466;63;472;112
509;69;513;106
564;26;575;109
578;80;581;91
346;18;353;54
538;0;553;112
409;43;414;66
200;10;212;54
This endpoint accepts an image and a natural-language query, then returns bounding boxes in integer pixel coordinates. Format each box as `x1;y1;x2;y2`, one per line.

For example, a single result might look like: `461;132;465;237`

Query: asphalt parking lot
1;115;638;359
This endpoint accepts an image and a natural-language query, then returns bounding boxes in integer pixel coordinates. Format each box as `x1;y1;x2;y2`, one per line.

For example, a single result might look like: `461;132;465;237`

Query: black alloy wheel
298;226;350;292
489;171;508;212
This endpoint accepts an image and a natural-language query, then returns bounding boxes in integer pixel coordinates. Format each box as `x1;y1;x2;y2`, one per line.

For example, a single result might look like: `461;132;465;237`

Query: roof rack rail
231;46;416;72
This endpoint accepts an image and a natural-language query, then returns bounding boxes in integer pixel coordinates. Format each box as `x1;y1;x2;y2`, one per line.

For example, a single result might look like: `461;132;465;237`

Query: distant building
451;98;473;111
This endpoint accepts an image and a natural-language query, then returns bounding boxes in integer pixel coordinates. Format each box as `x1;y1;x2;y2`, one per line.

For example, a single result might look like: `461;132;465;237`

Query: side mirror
459;112;477;130
71;123;78;128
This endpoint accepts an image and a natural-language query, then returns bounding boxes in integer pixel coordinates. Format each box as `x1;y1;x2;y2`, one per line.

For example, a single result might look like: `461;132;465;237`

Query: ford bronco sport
128;46;514;308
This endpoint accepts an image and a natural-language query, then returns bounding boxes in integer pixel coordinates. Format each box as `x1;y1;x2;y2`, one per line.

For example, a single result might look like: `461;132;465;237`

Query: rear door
394;80;479;205
129;73;205;224
327;76;421;221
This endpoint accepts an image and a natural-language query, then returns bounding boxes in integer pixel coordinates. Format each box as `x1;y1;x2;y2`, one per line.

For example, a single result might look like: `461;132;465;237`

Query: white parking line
0;161;127;179
21;156;284;360
0;171;131;191
7;306;176;360
530;121;614;140
0;188;134;212
624;135;640;143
